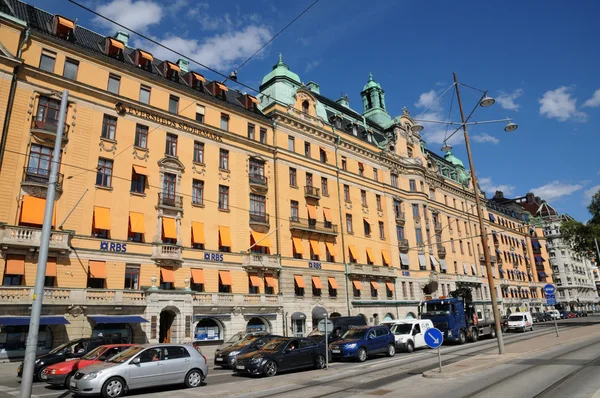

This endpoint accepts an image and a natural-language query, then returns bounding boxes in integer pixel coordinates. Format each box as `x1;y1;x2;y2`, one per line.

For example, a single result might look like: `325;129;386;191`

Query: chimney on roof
493;190;504;199
336;93;350;108
307;81;320;94
114;31;129;47
525;192;535;203
177;59;189;73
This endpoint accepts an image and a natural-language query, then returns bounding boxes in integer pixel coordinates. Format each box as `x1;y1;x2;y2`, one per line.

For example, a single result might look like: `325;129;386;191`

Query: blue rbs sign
204;253;224;262
100;241;127;252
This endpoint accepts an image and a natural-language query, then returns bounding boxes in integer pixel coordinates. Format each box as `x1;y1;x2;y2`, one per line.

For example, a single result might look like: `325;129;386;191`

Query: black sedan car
214;334;280;368
234;337;327;377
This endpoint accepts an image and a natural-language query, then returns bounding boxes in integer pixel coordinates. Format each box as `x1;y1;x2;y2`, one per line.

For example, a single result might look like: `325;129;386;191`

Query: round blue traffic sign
543;284;555;295
424;328;443;349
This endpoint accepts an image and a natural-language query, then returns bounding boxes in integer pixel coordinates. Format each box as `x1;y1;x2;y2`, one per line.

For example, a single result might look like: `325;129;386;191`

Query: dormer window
209;82;228;100
302;100;309;113
52;15;75;41
164;62;180;81
352;123;358;136
135;50;153;72
242;94;259;111
105;38;124;60
188;72;206;91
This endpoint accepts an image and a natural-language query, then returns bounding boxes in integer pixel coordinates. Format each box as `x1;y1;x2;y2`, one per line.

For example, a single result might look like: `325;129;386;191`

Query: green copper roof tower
360;72;392;127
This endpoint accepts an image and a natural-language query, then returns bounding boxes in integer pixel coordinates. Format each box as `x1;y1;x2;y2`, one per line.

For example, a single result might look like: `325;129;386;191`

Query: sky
24;0;600;221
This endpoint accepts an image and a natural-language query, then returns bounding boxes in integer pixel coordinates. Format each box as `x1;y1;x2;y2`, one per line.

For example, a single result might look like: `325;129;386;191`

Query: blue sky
27;0;600;221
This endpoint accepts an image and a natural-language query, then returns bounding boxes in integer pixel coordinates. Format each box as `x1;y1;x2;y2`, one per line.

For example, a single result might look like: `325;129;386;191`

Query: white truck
386;319;434;353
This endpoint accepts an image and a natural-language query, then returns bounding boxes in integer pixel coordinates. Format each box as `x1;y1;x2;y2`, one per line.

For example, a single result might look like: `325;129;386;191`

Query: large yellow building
0;0;553;357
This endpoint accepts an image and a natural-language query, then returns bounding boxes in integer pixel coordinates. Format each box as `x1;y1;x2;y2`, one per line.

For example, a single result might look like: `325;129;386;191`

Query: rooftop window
104;37;124;60
52;15;75;40
135;50;153;72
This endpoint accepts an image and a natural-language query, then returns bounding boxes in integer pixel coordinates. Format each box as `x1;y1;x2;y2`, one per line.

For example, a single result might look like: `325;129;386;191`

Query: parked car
533;313;551;323
69;344;207;397
548;310;560;319
42;344;135;388
329;325;396;362
18;336;125;381
212;331;270;352
388;319;434;353
307;316;367;344
506;312;534;332
576;311;587;318
541;313;553;322
568;312;577;319
234;337;327;377
559;311;570;319
214;334;280;368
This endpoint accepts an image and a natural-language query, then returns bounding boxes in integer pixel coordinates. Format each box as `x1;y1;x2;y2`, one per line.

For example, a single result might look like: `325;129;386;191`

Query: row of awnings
294;275;338;290
4;255;57;277
0;315;149;326
499;268;533;278
20;196;56;226
305;205;333;222
352;280;395;291
293;238;335;256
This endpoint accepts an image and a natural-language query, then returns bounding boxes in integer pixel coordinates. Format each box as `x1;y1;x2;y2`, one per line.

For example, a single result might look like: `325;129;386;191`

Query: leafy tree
561;189;600;258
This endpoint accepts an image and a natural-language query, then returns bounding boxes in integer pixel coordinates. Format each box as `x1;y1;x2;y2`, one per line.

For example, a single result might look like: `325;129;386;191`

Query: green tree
561;189;600;257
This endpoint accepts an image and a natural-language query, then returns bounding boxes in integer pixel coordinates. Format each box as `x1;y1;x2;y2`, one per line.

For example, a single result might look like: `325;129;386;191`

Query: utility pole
453;73;505;355
20;90;68;397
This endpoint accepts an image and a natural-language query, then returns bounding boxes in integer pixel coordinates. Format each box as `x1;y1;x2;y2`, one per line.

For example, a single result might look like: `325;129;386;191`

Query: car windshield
49;340;80;354
82;346;105;360
260;339;289;351
509;315;524;321
424;303;450;315
391;324;413;335
226;333;244;344
106;346;144;363
342;328;367;340
232;336;260;348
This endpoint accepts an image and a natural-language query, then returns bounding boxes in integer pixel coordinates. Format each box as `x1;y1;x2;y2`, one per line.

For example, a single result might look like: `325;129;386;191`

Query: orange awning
312;276;322;289
167;61;181;72
89;261;107;279
94;207;111;230
192;222;205;244
325;242;335;256
5;255;24;275
386;282;394;291
133;165;148;175
108;37;124;50
309;239;321;255
251;230;272;247
129;212;145;234
292;237;304;254
366;248;375;264
215;82;229;92
307;204;317;220
323;207;332;222
370;281;379;290
265;274;276;288
219;270;232;285
352;280;362;290
219;226;232;247
294;275;305;288
160;267;175;283
21;196;55;226
249;274;261;287
46;257;57;277
382;250;391;266
138;50;153;62
192;72;206;82
57;16;75;29
247;95;259;104
190;268;205;284
348;245;359;261
162;217;177;239
328;277;339;289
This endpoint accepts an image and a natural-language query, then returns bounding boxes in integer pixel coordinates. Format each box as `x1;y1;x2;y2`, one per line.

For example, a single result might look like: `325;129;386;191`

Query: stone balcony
242;254;281;270
151;243;183;264
0;225;72;253
437;245;446;258
398;239;409;253
192;293;283;307
0;287;146;306
395;212;406;226
304;185;321;200
22;167;64;193
347;263;397;278
289;217;338;236
455;274;483;284
30;117;69;146
433;222;442;233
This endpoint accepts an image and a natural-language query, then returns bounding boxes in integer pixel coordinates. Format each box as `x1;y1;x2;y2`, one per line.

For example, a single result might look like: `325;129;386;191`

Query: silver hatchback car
69;344;208;397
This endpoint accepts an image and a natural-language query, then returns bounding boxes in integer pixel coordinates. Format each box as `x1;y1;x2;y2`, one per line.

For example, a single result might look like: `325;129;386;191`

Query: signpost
424;328;444;372
544;284;559;337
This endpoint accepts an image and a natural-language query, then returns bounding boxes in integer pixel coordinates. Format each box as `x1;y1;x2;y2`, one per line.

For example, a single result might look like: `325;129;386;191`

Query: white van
507;312;534;332
388;319;434;353
548;310;560;320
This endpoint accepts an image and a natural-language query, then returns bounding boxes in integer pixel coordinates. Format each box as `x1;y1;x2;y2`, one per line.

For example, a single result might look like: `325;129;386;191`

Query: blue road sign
544;284;556;295
547;298;557;305
424;328;443;349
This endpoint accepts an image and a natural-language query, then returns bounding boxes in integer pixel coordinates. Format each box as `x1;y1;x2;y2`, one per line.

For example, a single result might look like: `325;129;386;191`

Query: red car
567;312;577;319
42;344;135;387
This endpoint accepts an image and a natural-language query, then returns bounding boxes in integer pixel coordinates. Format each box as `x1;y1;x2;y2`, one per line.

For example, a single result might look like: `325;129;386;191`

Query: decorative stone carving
345;202;352;210
67;305;85;317
192;163;206;176
218;170;231;181
99;139;117;154
133;147;149;160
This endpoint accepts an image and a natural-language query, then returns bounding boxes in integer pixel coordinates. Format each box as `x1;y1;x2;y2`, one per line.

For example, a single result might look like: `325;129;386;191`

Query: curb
422;330;600;379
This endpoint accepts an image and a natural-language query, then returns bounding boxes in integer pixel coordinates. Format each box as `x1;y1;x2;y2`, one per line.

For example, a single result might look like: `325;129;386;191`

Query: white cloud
415;90;441;111
530;180;585;201
94;0;163;32
305;60;320;72
496;89;523;111
583;89;600;108
479;177;515;196
583;185;600;204
471;133;500;144
538;86;587;122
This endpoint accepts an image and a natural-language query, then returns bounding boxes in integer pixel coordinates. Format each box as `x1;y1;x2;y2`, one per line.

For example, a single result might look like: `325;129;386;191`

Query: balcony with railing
437;245;446;258
347;263;396;277
242;253;281;269
0;224;72;253
22;167;64;192
398;239;409;253
249;173;268;190
31;116;69;145
304;185;320;200
249;212;270;227
192;293;283;307
434;221;442;233
158;192;183;210
395;212;406;225
455;274;483;284
0;287;146;306
289;217;338;236
151;243;183;264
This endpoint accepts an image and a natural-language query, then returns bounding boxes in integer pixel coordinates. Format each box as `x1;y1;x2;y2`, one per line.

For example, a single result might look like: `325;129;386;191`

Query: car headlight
448;331;452;337
346;343;357;349
83;372;100;380
249;357;262;364
35;359;41;364
229;351;240;357
399;337;407;343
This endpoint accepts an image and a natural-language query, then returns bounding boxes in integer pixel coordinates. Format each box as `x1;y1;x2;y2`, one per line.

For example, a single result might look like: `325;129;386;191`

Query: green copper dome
261;53;301;85
444;150;465;168
362;72;381;91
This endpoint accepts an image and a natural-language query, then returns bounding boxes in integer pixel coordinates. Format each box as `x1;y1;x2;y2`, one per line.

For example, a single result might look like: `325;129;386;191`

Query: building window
288;135;295;151
295;277;305;296
312;277;321;296
467;242;472;256
130;168;146;194
220;113;229;131
96;158;113;187
27;144;52;176
218;276;231;293
459;240;464;255
321;177;328;195
391;174;398;187
135;124;148;148
247;123;255;140
3;272;22;286
407;146;413;157
87;274;105;289
358;163;364;176
361;190;367;207
346;214;353;234
364;220;371;237
373;168;378;181
139;85;151;104
39;50;56;72
376;195;382;211
192;179;204;205
371;283;378;298
329;281;337;297
344;185;350;202
192;279;205;292
169;95;179;114
250;194;266;219
341;156;347;170
412;204;419;218
289;167;297;186
429;189;435;200
218;185;229;210
249;276;259;294
415;228;423;244
326;245;334;262
393;199;402;218
409;282;414;298
193;141;204;163
162;172;176;199
305;172;313;188
290;200;299;221
319;148;327;163
107;74;120;94
259;128;267;144
219;149;229;170
101;114;117;140
396;225;405;241
353;283;361;298
379;221;385;239
124;265;140;290
302;100;309;113
63;58;79;80
420;181;425;192
409;179;416;191
304;141;311;157
165;133;178;156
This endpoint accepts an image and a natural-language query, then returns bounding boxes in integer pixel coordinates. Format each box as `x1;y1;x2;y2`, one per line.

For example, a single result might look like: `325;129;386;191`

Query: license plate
216;357;224;361
236;365;245;370
331;349;340;353
70;381;76;388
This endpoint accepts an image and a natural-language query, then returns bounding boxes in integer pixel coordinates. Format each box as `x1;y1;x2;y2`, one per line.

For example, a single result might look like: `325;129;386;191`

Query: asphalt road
0;317;596;398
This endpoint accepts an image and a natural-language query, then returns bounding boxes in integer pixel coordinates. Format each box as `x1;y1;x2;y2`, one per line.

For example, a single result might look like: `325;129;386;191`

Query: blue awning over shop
0;316;70;326
89;315;148;324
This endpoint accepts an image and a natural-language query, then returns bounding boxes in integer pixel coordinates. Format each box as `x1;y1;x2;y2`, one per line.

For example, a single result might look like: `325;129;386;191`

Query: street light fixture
441;143;453;152
504;121;518;132
479;95;496;107
411;123;424;133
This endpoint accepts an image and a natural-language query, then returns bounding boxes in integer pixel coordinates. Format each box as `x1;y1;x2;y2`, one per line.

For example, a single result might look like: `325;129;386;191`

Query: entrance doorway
159;310;176;343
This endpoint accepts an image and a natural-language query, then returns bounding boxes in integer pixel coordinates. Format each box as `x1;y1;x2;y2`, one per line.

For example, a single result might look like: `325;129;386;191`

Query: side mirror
131;357;141;365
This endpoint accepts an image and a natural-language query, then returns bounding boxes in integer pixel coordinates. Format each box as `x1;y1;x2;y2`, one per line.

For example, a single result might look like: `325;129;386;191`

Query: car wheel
357;348;368;362
386;344;396;357
185;369;203;388
64;372;73;389
35;366;47;382
315;355;326;369
458;331;466;345
490;328;497;339
101;377;125;398
405;341;414;353
470;329;479;343
264;360;278;377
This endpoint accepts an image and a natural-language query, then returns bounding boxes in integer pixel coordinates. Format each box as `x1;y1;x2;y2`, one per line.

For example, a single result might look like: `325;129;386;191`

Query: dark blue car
329;325;396;362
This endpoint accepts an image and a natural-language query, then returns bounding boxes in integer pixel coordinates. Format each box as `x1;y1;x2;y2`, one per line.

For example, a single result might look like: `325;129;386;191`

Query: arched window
92;323;133;343
405;312;416;319
195;318;222;342
302;100;309;113
247;317;269;333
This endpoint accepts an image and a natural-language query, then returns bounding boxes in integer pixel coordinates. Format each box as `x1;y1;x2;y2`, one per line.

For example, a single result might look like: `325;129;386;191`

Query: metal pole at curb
437;347;442;373
20;90;68;398
324;314;329;369
554;316;559;337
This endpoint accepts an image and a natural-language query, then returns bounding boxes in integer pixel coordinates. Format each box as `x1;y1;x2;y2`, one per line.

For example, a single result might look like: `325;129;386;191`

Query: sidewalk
423;323;600;378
